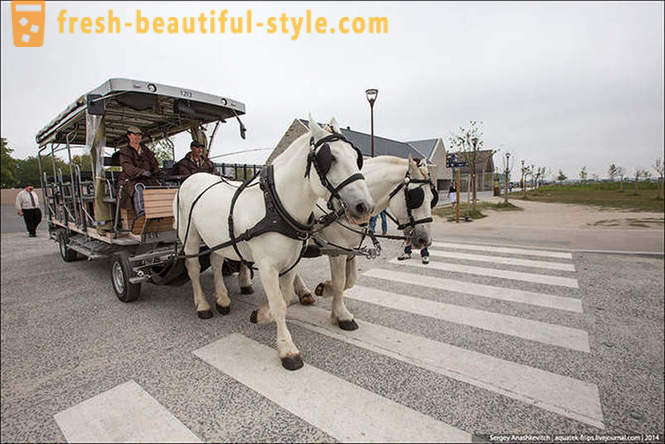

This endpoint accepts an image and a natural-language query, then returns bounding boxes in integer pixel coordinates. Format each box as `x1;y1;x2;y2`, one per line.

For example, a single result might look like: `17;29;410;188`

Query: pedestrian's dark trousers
22;208;41;235
404;245;429;257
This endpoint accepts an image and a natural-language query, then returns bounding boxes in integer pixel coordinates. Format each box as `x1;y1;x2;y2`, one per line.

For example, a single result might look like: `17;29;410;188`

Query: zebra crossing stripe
427;249;576;271
193;333;472;443
390;258;580;288
54;380;201;443
345;285;590;352
287;305;604;429
432;241;573;259
364;268;583;313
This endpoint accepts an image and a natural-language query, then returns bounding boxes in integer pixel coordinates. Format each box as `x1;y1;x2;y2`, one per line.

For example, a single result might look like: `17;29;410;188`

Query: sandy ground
432;197;664;253
467;197;664;230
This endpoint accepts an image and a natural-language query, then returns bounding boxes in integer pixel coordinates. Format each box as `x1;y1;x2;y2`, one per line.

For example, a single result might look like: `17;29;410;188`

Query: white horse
250;154;435;330
174;116;374;370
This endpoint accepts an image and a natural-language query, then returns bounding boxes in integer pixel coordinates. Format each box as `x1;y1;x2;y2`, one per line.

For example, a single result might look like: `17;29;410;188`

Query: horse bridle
305;133;365;209
386;172;437;231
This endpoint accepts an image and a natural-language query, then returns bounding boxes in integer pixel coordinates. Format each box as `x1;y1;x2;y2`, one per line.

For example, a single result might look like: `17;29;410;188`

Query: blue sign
446;153;467;168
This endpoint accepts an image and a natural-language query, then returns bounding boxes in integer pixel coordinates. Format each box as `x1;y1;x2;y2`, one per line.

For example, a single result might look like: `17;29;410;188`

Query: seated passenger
175;141;216;178
117;125;161;215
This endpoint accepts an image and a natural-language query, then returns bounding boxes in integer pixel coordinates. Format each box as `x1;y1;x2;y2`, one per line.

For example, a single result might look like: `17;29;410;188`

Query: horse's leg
249;300;274;324
255;265;302;370
210;252;231;315
184;231;212;319
251;269;297;322
294;273;315;305
344;256;358;290
328;256;358;331
238;263;254;295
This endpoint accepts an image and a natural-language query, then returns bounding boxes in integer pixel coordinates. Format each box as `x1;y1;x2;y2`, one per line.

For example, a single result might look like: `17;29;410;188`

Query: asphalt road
1;205;30;234
1;225;663;443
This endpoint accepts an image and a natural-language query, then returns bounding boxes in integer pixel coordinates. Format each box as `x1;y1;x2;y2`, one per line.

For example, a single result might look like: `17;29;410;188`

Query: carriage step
68;236;116;259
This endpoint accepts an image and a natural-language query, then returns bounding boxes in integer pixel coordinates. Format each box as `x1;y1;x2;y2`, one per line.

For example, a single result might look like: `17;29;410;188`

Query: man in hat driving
116;125;161;215
175;140;216;178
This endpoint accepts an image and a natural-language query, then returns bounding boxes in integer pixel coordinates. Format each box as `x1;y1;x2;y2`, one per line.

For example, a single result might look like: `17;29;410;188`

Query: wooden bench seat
144;188;178;219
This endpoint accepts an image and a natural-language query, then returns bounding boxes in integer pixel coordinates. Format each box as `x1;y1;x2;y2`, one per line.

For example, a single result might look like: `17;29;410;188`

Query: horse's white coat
174;117;373;364
289;155;435;325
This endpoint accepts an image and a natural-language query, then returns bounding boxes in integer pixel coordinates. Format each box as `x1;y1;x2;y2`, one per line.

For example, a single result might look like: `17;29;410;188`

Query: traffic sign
446;153;467;168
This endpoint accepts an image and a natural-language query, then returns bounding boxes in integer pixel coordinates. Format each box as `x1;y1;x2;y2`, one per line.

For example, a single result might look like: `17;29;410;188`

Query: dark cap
190;141;205;148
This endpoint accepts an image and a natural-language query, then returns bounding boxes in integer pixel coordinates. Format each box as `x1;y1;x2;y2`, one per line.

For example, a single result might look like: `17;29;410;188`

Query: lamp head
365;88;378;104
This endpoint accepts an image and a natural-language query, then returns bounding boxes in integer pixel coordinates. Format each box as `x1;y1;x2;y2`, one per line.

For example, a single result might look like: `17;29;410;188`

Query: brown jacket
175;152;216;177
117;144;161;209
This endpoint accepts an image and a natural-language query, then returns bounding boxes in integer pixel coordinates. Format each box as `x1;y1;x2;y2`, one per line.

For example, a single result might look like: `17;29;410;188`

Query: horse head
386;154;434;249
306;115;374;224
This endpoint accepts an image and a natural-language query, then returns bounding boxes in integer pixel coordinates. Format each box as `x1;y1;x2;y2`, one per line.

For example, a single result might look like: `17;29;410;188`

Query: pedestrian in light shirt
15;184;42;237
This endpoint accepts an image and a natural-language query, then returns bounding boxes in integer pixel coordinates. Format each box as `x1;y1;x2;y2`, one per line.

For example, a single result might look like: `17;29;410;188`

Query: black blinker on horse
386;172;437;231
406;187;425;210
305;132;365;209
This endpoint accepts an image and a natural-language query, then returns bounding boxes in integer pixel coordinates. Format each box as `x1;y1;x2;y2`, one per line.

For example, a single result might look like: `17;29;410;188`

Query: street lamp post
365;89;378;157
504;152;511;204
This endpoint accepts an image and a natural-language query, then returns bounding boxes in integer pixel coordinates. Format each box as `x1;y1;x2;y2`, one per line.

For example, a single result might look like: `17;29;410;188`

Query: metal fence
214;163;264;181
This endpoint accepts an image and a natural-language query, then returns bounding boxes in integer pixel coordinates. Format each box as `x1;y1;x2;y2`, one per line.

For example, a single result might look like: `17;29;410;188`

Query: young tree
71;154;92;171
557;169;567;185
520;161;531;197
654;158;664;200
608;164;617;182
449;121;495;209
1;137;18;188
579;166;588;184
534;167;546;189
633;168;644;195
148;138;175;165
616;166;625;191
502;152;513;204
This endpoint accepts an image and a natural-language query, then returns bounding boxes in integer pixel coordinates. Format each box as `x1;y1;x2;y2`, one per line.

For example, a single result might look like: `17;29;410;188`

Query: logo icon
11;1;45;47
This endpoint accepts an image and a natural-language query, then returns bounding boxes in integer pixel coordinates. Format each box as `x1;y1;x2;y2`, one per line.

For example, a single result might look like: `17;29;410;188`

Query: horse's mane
365;155;430;179
271;132;310;167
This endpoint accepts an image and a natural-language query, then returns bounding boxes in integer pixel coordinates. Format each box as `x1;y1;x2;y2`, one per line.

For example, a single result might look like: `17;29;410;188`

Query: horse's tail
172;185;184;237
172;190;178;231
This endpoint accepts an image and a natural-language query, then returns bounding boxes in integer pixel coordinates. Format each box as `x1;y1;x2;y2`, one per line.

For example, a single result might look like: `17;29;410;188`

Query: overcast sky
2;1;663;179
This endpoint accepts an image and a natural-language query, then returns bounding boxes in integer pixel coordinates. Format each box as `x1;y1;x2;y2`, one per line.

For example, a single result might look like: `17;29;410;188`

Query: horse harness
385;172;438;230
310;171;438;259
305;132;365;209
178;132;366;276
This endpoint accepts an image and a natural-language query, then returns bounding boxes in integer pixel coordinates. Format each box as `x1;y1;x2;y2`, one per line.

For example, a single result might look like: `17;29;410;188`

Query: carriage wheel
111;251;141;303
58;231;79;262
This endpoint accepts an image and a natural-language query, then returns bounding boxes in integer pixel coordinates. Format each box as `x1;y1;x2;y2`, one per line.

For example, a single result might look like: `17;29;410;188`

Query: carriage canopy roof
35;78;246;147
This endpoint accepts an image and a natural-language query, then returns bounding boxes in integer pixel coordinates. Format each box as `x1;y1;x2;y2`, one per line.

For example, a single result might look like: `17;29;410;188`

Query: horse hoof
240;286;254;295
299;293;315;305
250;310;258;324
314;283;325;297
281;354;304;371
338;319;359;331
197;310;213;319
216;303;230;315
